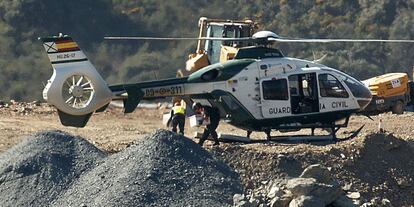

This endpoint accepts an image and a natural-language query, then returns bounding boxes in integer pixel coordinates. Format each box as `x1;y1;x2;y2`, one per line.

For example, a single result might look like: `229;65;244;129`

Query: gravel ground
0;129;242;207
53;129;242;206
0;130;105;206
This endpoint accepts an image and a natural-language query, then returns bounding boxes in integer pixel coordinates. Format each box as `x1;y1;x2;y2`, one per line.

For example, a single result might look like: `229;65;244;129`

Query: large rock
289;195;324;207
269;194;293;207
267;184;283;199
286;178;317;196
286;177;342;206
299;164;333;184
311;182;342;205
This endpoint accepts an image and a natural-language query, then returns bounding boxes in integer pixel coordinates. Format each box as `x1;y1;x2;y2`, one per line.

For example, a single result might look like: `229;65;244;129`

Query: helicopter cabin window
262;79;288;100
318;74;349;98
220;95;240;110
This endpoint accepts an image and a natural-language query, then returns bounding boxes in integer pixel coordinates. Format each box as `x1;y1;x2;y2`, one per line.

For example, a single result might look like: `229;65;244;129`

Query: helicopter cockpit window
318;74;349;98
333;71;371;98
262;79;289;100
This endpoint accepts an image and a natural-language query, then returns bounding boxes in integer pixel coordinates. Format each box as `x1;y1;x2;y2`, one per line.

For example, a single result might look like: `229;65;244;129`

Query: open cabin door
288;73;320;114
259;77;291;118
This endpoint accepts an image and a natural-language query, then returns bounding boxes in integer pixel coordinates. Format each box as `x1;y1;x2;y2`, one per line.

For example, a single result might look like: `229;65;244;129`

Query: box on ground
189;114;210;127
162;113;171;127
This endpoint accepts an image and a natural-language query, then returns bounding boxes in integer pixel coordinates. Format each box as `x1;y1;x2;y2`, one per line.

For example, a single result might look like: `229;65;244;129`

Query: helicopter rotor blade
104;36;253;41
268;37;414;43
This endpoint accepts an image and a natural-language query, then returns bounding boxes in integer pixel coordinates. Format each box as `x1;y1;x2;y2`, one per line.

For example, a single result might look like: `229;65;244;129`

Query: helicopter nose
354;85;372;110
357;98;372;110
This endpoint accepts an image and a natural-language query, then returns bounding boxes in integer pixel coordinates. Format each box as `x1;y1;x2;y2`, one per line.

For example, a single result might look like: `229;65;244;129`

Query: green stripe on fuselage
187;59;255;83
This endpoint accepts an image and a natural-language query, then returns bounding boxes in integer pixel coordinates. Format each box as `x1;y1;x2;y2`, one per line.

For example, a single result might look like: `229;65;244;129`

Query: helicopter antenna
312;53;327;63
153;71;159;80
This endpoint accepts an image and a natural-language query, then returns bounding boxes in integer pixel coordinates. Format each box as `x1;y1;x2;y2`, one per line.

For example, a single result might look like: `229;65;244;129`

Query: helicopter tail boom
40;35;112;127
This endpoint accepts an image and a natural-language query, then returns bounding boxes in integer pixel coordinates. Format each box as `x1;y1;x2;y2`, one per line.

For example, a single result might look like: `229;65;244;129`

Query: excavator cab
177;17;257;77
204;21;255;63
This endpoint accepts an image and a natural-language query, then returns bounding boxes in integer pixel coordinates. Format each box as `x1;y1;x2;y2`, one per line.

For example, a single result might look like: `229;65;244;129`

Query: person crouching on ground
192;102;220;146
167;100;186;135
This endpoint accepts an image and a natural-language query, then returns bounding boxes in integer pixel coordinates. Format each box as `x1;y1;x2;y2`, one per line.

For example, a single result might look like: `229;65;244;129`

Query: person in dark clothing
192;102;220;146
167;101;186;135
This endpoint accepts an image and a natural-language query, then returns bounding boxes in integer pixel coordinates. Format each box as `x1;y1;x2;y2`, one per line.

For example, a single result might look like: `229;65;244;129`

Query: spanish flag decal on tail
54;39;80;52
39;34;87;64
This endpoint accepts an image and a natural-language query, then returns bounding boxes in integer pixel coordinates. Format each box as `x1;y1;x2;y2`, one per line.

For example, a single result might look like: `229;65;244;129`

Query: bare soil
0;102;413;206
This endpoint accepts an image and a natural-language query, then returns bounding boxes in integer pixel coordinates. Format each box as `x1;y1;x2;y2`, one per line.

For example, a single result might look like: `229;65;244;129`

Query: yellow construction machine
362;73;411;114
176;17;258;77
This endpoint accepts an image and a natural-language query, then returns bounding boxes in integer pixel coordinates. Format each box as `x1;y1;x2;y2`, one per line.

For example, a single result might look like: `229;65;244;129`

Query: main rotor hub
252;31;279;40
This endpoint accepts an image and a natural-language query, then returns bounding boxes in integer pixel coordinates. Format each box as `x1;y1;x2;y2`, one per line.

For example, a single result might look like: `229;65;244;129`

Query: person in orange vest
167;101;186;135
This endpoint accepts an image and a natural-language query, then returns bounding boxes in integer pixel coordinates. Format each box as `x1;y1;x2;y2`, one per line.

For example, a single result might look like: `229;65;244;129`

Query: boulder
289;196;324;207
267;185;283;199
299;164;333;184
286;177;342;205
286;178;317;196
311;182;342;205
269;195;292;207
346;192;360;199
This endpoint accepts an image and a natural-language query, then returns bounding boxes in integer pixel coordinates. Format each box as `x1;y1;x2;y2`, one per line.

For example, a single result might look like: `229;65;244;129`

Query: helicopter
39;30;414;141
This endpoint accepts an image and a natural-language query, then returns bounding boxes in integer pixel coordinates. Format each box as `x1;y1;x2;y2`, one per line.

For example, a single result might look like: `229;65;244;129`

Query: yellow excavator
176;17;258;77
362;72;411;115
172;17;257;106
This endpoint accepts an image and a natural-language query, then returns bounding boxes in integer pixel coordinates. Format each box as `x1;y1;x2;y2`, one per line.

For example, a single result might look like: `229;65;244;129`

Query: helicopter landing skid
217;125;364;144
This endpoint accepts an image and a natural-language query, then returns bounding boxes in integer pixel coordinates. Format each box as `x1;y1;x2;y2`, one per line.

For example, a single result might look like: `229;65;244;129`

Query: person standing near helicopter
192;102;220;146
167;100;186;135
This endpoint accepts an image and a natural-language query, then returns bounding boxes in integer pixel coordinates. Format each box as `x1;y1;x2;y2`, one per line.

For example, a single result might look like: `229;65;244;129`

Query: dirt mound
342;133;414;205
53;129;242;206
0;129;242;206
0;130;105;206
212;132;414;206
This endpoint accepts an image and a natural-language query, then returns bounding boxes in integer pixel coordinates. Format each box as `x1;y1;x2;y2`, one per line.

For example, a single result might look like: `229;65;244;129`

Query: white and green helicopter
39;31;414;140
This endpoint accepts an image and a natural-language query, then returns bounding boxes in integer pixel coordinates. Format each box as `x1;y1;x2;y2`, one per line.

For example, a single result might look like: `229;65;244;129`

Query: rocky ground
0;101;413;206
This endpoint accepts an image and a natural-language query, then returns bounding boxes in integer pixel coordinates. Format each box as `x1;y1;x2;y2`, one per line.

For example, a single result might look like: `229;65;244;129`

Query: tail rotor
40;34;112;127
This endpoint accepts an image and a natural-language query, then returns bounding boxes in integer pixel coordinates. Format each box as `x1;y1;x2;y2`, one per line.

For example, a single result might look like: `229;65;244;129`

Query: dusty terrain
0;102;413;206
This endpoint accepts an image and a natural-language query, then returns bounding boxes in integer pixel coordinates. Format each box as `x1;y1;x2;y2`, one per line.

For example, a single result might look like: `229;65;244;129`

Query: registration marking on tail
143;85;184;98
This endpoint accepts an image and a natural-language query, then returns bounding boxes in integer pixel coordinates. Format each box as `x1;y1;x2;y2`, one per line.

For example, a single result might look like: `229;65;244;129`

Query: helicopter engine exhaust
40;35;112;127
